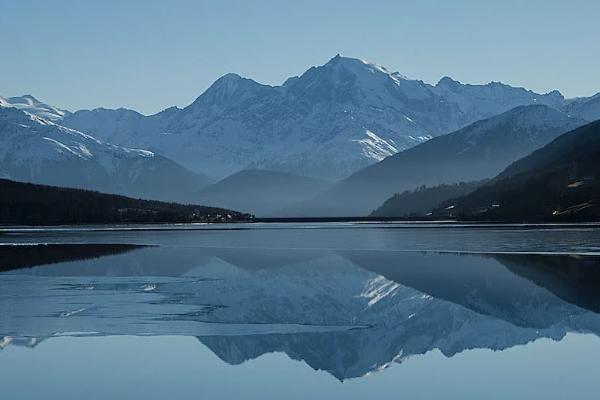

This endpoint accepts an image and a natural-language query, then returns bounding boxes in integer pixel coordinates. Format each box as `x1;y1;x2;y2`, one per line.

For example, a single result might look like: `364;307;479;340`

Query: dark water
1;223;600;399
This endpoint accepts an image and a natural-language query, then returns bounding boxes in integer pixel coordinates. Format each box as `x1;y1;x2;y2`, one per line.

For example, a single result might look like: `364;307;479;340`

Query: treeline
0;179;253;225
435;171;600;222
371;181;485;217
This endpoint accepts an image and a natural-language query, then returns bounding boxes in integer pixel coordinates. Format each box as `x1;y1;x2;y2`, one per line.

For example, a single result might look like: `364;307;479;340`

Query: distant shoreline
2;220;600;234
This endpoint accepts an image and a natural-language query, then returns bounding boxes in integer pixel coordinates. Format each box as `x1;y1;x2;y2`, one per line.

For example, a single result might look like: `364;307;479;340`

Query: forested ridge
0;179;253;225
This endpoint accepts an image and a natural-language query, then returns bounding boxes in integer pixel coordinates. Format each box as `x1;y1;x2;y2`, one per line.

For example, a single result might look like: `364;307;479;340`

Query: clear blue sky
1;0;598;114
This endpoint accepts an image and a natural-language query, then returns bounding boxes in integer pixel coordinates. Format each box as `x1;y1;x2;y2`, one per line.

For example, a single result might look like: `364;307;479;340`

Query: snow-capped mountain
0;106;208;201
0;94;70;121
60;55;586;181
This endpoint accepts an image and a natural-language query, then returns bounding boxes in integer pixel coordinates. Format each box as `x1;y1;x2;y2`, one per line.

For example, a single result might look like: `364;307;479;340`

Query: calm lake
1;223;600;399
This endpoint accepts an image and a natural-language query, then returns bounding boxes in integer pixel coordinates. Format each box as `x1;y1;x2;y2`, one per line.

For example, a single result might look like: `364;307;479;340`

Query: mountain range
2;55;600;217
57;55;599;181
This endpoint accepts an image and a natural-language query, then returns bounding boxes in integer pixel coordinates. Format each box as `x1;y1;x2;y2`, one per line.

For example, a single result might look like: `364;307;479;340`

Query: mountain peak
327;53;342;63
12;94;41;105
0;94;68;121
544;89;565;99
210;72;271;91
215;72;244;83
437;76;461;87
323;54;390;74
203;72;265;94
189;72;273;110
323;53;371;66
205;73;250;92
4;95;46;108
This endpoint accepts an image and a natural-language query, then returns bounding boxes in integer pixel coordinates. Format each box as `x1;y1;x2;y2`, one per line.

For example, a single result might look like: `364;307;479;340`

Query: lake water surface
1;223;600;399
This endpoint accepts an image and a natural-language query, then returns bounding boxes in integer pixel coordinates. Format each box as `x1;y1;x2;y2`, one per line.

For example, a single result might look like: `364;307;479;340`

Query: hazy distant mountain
565;93;600;122
60;55;580;181
435;120;600;221
0;107;209;201
196;169;330;216
291;105;585;216
0;94;70;121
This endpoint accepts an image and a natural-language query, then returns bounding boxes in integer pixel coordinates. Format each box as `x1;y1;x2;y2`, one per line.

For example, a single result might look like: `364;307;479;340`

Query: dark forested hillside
370;181;485;217
0;179;253;225
433;120;600;221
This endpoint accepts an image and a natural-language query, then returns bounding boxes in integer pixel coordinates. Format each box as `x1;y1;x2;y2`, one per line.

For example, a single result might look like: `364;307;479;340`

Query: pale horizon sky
1;0;599;115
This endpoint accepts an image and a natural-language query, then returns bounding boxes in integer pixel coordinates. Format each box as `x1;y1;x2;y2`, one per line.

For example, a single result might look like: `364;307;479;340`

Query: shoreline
2;220;600;234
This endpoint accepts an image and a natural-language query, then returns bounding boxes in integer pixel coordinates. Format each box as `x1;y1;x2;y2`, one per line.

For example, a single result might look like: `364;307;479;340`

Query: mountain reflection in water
1;244;599;380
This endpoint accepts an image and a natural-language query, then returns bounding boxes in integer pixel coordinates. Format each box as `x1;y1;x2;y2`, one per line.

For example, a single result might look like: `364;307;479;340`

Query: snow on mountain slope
61;55;583;181
0;107;208;201
0;95;70;121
